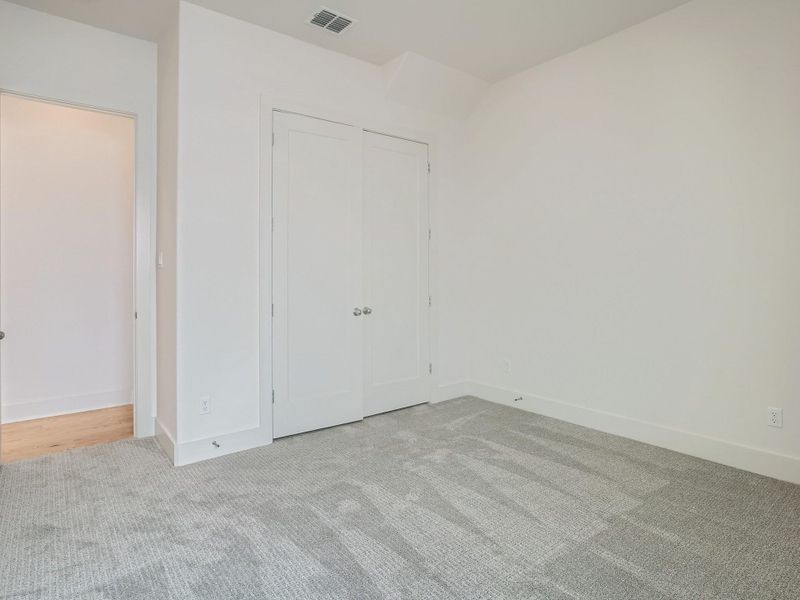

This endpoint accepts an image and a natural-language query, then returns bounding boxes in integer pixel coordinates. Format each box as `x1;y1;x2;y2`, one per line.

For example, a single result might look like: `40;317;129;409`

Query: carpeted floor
1;397;799;600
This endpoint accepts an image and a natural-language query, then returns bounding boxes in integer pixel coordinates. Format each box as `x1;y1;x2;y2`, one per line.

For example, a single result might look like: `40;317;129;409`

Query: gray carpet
1;397;799;600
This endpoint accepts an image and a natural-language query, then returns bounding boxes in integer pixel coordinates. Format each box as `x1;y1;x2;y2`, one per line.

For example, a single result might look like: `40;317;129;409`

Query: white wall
169;1;474;463
0;95;134;423
155;9;180;455
461;0;800;482
0;0;157;435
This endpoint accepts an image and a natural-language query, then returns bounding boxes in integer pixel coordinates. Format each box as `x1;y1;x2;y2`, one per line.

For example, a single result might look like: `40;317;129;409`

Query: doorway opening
0;93;136;462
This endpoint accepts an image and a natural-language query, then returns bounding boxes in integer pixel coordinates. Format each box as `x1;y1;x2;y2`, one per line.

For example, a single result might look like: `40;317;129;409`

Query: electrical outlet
768;407;783;428
513;396;523;403
200;395;211;415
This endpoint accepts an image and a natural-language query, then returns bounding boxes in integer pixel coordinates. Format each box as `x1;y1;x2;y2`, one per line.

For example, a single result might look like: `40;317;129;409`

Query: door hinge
134;311;138;320
427;162;431;174
271;303;274;317
272;389;275;404
428;295;432;307
272;132;275;147
428;228;431;241
429;363;432;374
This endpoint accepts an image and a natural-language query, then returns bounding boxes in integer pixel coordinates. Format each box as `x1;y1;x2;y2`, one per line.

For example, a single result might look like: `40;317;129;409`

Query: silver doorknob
362;307;372;315
0;331;4;340
353;308;362;316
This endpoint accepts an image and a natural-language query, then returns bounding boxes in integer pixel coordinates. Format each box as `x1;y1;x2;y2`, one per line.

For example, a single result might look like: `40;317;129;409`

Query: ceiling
7;0;691;82
6;0;177;41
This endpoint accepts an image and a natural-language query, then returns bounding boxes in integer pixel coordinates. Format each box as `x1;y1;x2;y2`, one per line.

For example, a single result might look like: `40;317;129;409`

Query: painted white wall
0;95;134;423
155;9;180;455
0;0;157;435
169;1;474;462
461;0;800;482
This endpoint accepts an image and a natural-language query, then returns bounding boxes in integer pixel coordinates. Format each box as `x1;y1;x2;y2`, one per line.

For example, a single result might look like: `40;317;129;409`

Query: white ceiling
7;0;691;82
6;0;177;41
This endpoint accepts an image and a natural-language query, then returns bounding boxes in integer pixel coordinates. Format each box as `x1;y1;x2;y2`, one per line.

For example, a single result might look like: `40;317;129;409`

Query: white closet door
363;132;430;416
272;112;363;438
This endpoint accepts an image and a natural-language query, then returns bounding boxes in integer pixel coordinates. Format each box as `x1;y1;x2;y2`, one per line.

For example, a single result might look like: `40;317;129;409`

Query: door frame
259;96;440;437
0;89;156;438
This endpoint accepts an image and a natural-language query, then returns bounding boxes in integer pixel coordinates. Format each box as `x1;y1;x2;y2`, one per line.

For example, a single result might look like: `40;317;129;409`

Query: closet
271;111;431;438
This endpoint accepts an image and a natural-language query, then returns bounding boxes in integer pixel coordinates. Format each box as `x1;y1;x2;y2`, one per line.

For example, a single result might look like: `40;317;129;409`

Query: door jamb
0;89;155;438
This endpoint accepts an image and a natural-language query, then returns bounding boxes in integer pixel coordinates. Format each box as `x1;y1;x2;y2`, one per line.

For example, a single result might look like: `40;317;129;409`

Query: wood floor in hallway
0;405;133;463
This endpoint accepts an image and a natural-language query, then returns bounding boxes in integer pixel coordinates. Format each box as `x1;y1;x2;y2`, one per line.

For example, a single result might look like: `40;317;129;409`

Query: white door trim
0;88;156;438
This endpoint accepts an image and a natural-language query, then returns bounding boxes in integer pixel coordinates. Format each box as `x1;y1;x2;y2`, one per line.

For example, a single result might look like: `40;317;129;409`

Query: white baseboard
446;381;800;485
174;427;272;467
154;418;176;464
1;390;131;424
434;381;473;403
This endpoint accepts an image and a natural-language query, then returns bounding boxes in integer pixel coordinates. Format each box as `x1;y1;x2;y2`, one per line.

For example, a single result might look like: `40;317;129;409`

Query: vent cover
308;6;356;34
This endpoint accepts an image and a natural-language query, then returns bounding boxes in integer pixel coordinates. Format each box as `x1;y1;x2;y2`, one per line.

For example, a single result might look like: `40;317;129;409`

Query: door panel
272;112;363;438
363;132;430;416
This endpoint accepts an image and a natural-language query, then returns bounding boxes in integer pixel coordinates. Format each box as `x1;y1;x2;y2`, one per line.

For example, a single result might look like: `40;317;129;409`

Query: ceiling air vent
308;7;356;35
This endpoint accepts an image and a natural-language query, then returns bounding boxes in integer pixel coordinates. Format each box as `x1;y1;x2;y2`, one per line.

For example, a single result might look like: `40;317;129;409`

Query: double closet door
272;111;431;438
